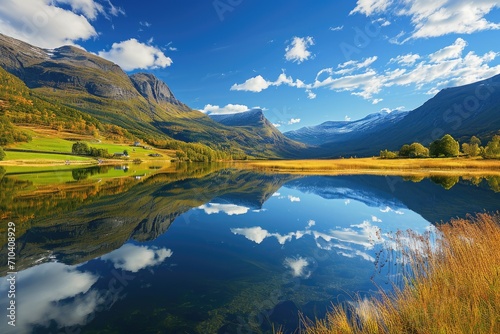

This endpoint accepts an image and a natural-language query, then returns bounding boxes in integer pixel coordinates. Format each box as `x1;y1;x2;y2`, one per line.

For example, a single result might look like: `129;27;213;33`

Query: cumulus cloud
351;0;500;39
98;38;172;71
101;243;173;272
230;75;271;92
200;104;250;115
285;36;315;63
429;38;467;62
380;206;404;215
231;226;311;245
288;195;301;202
0;0;123;48
198;203;250;216
232;38;500;102
284;257;311;278
288;118;301;125
0;262;98;333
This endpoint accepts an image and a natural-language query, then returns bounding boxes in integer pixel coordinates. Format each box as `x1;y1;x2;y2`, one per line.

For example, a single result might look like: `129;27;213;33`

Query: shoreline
236;158;500;176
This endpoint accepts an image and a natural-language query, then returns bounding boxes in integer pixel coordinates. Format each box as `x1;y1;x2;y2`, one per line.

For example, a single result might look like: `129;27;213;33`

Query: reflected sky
2;172;496;333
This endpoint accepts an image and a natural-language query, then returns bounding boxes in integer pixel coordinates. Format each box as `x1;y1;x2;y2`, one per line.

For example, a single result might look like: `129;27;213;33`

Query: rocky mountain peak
130;72;181;105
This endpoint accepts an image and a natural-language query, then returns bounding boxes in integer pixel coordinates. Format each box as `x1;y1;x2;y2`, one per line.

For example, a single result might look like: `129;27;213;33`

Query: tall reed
302;213;500;334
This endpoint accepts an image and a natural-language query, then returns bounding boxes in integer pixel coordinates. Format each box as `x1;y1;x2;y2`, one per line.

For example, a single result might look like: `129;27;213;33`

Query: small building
113;152;126;157
133;141;141;147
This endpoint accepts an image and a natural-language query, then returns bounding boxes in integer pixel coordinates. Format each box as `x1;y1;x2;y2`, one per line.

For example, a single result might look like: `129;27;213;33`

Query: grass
4;151;93;162
239;158;500;176
2;161;172;186
298;212;500;334
0;126;174;165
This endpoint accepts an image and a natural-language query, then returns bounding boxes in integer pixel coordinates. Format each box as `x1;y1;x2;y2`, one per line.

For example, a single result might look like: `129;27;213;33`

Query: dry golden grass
298;213;500;334
238;158;500;177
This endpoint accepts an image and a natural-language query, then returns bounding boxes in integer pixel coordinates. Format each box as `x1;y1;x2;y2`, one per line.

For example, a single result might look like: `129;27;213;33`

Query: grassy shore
297;213;500;334
238;158;500;176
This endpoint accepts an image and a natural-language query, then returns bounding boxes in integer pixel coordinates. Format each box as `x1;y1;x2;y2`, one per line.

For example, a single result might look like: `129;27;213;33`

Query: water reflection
0;169;499;333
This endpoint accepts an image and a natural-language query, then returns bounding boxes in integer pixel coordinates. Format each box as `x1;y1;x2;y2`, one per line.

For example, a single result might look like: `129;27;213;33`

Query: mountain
284;110;408;146
304;75;500;157
0;33;304;158
208;108;307;157
130;72;184;107
209;108;267;126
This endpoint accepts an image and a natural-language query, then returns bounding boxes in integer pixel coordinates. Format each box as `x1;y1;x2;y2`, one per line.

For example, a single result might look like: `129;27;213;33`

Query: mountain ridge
0;33;304;158
284;110;409;146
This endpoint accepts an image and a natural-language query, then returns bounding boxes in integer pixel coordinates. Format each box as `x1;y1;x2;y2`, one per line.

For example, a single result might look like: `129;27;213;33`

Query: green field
5;151;93;162
3;162;171;186
3;127;174;164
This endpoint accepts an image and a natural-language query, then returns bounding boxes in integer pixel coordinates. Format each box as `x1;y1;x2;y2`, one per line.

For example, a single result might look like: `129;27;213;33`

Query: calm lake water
1;164;499;333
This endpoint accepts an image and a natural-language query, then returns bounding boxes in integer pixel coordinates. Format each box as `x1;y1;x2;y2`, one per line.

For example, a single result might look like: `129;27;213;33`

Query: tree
0;146;5;161
380;149;398;159
72;142;89;155
462;136;482;157
430;134;460;157
398;144;411;157
484;135;500;158
408;143;429;158
123;149;129;156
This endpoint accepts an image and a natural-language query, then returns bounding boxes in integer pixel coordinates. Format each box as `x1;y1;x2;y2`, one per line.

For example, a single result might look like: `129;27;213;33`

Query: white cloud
330;25;344;31
231;75;271;92
288;195;301;202
101;243;173;272
371;215;382;223
352;0;500;39
0;0;124;49
380;206;404;215
98;38;172;71
272;123;282;128
232;39;500;103
198;203;250;216
230;227;308;245
231;226;269;244
429;38;467;62
272;192;281;197
345;115;352;121
288;118;301;125
139;21;152;27
307;220;316;228
306;90;317;99
284;257;311;278
372;98;383;104
350;0;393;16
200;104;250;115
285;36;315;63
0;262;98;333
389;53;421;66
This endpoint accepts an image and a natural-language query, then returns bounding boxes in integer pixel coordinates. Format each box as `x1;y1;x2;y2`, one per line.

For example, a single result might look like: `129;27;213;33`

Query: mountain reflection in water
1;165;499;333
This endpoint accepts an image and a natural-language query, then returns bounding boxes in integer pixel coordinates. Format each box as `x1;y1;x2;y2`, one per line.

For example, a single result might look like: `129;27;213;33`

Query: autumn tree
462;136;482;157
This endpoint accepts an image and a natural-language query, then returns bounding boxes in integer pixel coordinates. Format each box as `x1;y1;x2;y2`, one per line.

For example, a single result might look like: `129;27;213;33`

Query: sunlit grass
298;213;500;334
240;158;500;176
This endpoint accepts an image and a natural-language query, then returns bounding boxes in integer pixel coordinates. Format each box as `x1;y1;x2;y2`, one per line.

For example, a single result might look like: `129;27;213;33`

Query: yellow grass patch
238;158;500;176
298;213;500;334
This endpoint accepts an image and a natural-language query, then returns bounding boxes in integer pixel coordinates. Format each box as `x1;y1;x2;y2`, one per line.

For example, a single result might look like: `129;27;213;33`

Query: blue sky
0;0;499;130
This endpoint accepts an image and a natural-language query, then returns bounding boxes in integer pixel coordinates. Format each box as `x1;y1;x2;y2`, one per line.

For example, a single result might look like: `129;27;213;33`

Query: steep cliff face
130;72;183;106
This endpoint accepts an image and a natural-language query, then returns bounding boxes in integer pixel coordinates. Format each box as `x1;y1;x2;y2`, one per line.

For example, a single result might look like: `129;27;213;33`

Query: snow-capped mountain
284;110;409;146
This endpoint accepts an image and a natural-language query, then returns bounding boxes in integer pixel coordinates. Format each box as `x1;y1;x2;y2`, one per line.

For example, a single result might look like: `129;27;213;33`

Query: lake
1;164;499;333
